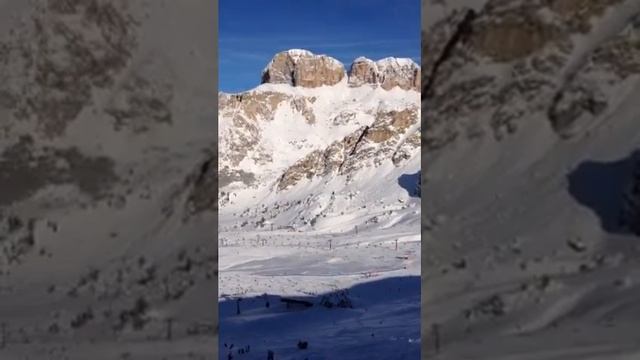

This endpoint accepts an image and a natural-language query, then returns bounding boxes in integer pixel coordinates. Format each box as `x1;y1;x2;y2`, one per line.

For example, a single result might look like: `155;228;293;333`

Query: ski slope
219;202;421;360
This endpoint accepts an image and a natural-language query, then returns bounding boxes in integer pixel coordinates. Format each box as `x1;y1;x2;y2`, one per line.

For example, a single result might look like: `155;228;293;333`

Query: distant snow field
218;209;421;360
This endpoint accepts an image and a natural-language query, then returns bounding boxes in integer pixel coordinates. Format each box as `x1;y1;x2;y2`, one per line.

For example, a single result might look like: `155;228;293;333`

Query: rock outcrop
276;106;420;190
349;57;380;86
259;49;420;91
348;57;420;91
423;0;640;151
261;49;346;87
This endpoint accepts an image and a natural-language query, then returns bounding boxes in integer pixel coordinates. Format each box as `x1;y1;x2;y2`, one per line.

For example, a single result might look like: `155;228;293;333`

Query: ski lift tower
264;220;274;231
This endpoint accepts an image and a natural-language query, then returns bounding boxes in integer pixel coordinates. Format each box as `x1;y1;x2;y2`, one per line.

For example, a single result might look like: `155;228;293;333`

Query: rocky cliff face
349;57;421;91
261;49;346;87
260;49;420;91
423;0;640;151
277;107;420;190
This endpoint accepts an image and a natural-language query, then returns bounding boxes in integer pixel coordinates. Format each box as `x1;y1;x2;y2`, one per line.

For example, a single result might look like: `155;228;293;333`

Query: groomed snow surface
219;228;420;360
219;163;421;360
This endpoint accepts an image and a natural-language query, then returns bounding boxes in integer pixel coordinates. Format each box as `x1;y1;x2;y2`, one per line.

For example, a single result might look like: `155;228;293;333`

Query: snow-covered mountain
218;49;422;359
219;49;421;232
423;0;640;358
0;1;217;358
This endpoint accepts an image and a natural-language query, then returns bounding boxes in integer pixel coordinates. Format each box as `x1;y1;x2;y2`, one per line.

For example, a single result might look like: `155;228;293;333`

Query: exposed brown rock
470;17;559;62
348;57;421;91
276;130;363;191
219;90;317;168
389;109;417;130
392;130;421;165
276;106;419;190
261;50;346;88
378;59;421;91
236;92;288;121
348;58;379;86
0;0;138;139
290;98;316;124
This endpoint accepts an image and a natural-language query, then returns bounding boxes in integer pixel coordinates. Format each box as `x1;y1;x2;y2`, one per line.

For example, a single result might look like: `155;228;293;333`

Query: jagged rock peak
261;49;346;88
348;56;420;91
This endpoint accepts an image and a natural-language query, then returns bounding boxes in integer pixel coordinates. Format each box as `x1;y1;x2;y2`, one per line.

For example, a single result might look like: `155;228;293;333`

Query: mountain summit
260;49;420;91
261;49;346;87
220;49;420;230
349;56;420;91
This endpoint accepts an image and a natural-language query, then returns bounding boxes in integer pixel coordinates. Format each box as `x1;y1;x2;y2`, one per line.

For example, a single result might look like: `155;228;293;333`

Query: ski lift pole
166;318;173;341
0;322;6;349
433;323;441;354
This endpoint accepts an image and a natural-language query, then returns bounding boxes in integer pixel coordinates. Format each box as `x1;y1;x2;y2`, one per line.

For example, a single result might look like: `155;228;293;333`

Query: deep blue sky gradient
219;0;420;93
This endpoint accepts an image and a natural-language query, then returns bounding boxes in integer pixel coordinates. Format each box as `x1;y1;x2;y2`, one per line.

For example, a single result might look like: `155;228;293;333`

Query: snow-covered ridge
353;56;375;63
281;48;314;57
218;78;420;187
353;56;419;68
375;57;418;68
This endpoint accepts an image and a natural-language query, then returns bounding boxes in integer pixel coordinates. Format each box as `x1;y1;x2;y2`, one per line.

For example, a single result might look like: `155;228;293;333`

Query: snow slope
0;1;217;359
423;0;640;358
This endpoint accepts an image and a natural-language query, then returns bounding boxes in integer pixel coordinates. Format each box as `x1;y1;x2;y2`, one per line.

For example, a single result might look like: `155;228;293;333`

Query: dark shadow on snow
398;171;421;198
218;276;420;358
568;150;640;235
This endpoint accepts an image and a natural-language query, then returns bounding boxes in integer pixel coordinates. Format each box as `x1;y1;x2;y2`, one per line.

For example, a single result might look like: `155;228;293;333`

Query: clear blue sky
219;0;420;93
